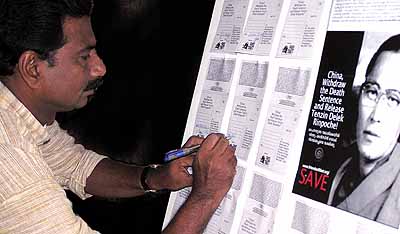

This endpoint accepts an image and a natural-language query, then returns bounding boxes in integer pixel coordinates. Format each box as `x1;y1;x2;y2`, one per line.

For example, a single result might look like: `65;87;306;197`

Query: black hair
366;34;400;77
0;0;93;76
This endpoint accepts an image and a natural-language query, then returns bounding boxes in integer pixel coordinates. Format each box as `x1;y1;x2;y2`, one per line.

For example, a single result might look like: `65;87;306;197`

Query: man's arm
84;156;194;197
84;135;204;197
85;159;147;197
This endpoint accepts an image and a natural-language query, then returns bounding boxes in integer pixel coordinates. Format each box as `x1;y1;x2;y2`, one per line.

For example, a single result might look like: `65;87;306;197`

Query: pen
164;144;201;162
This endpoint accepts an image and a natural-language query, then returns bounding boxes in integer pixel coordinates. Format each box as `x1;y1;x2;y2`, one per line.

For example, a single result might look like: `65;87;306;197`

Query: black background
56;1;216;233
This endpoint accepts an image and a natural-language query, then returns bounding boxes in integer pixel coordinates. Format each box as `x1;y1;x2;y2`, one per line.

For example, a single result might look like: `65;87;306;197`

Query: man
0;0;237;233
327;34;400;228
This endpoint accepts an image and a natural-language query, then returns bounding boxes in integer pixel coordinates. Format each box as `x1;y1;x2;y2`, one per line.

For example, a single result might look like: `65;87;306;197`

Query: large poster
163;0;400;233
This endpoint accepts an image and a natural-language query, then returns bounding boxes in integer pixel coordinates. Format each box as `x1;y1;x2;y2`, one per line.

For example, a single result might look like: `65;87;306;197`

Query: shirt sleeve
0;144;100;234
40;122;108;199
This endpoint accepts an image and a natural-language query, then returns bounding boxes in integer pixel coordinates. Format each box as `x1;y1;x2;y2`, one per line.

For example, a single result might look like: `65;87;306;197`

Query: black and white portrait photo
327;32;400;228
293;31;400;228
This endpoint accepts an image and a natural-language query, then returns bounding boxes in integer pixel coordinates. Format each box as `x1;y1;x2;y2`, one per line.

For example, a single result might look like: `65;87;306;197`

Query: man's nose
90;53;106;78
369;96;387;122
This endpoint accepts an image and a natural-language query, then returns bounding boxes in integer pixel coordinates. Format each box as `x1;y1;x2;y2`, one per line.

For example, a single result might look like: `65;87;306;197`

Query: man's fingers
183;174;193;185
175;155;194;167
227;143;236;155
183;136;204;148
231;154;237;170
224;144;236;159
200;133;230;154
223;145;237;168
170;171;192;191
200;133;223;149
212;137;230;157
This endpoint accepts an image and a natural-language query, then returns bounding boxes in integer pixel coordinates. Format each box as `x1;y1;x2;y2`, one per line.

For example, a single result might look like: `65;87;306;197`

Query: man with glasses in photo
327;34;400;228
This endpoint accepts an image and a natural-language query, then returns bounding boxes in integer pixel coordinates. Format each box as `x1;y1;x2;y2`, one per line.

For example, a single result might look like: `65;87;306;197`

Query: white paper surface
211;0;251;54
237;173;282;234
226;61;268;160
256;67;310;173
276;0;326;59
236;0;284;55
193;57;236;137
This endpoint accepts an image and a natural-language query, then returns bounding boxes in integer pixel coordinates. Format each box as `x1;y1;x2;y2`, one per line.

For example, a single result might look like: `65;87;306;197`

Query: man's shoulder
0;110;53;202
0;108;28;145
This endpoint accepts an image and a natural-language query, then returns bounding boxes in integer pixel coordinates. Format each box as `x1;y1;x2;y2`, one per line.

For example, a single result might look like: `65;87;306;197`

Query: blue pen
164;144;201;162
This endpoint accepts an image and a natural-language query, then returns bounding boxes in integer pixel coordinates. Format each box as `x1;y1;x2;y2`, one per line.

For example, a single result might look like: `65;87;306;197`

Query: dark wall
57;1;216;233
156;1;217;155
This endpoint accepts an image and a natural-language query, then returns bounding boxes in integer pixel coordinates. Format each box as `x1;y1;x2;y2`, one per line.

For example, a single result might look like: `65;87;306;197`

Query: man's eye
365;88;378;99
388;95;400;107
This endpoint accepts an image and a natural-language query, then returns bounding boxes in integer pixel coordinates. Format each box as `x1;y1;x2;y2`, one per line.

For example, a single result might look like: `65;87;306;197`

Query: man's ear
17;51;42;89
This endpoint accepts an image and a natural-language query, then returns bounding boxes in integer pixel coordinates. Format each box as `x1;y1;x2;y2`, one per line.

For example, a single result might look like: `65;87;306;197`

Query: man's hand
146;136;205;191
191;133;237;201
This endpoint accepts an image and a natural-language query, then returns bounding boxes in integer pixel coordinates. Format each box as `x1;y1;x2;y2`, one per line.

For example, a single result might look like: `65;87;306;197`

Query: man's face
357;51;400;162
38;16;106;112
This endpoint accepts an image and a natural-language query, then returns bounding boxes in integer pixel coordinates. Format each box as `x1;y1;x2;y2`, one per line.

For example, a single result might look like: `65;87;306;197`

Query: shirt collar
0;82;50;146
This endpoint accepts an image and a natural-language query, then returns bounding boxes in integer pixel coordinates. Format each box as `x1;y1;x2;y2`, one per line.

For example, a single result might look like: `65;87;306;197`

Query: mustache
84;79;104;92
